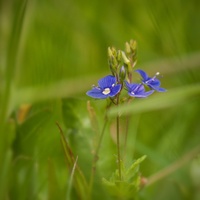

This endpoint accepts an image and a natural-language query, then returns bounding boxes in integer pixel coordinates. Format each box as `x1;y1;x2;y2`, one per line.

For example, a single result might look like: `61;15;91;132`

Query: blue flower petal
86;88;108;99
136;84;145;93
147;79;161;87
98;75;116;88
135;69;166;92
135;90;154;98
125;81;141;91
154;87;166;92
87;75;122;99
146;80;160;90
128;90;153;98
125;81;154;98
135;69;148;80
109;84;122;97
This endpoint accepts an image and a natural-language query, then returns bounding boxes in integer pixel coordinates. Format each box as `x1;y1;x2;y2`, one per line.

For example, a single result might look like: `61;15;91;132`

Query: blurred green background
0;0;200;199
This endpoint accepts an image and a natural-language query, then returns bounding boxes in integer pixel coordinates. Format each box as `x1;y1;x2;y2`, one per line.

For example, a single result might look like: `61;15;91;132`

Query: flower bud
121;51;130;65
121;51;132;81
108;47;113;58
116;50;121;63
129;39;137;53
108;47;118;75
129;40;137;68
125;42;131;54
119;66;126;82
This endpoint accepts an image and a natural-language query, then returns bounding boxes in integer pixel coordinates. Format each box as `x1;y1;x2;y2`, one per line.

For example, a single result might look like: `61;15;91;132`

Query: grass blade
109;84;200;116
66;156;78;200
0;0;28;123
56;122;89;200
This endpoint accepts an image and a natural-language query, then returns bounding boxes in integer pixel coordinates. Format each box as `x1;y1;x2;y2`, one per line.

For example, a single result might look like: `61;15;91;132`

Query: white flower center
102;88;111;95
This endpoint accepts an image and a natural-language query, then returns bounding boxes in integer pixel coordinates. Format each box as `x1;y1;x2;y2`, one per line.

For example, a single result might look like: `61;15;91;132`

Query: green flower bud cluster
108;40;137;83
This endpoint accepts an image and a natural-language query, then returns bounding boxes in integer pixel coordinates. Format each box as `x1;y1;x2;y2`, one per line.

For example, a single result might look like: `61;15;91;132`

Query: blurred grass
0;0;200;199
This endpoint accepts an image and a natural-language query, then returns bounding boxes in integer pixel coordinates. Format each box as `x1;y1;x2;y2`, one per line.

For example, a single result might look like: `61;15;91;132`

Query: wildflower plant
86;75;121;99
86;40;166;199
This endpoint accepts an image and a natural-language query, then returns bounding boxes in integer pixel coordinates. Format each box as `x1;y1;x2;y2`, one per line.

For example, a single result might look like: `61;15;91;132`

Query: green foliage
103;155;146;199
109;84;200;116
57;122;89;200
0;0;200;200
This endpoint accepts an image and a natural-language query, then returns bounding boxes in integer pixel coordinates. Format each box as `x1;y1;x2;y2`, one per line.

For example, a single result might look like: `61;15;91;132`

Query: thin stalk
66;156;78;200
123;98;132;160
146;145;200;187
123;114;130;159
116;94;122;180
0;0;28;123
89;102;111;194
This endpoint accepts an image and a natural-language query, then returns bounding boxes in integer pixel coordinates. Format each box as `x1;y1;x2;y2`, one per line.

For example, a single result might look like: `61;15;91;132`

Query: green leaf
102;156;146;199
125;155;147;182
62;98;80;134
0;150;12;200
109;84;200;116
0;0;28;123
48;159;63;200
56;123;89;200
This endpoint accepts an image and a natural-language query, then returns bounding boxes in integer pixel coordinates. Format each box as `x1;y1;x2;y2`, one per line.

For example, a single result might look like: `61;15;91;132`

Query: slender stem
116;94;122;180
123;98;132;160
89;102;111;194
146;145;200;187
66;156;78;200
123;115;130;159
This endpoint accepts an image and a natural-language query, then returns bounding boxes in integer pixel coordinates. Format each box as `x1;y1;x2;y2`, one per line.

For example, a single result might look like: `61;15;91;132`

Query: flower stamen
102;88;111;95
156;72;160;76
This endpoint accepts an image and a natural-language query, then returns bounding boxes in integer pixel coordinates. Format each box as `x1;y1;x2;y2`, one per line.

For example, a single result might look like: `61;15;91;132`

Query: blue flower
135;69;166;92
125;81;154;98
86;75;122;99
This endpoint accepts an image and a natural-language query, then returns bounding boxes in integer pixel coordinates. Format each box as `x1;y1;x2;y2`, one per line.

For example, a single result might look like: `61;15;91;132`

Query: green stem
66;156;78;200
116;95;122;180
123;98;132;160
89;102;111;195
123;115;129;159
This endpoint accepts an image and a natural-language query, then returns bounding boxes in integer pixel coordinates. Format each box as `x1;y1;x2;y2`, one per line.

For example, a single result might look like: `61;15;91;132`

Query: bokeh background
0;0;200;199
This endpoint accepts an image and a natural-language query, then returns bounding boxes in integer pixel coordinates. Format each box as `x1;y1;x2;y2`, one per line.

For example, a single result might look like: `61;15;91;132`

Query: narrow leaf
109;84;200;116
56;122;89;200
